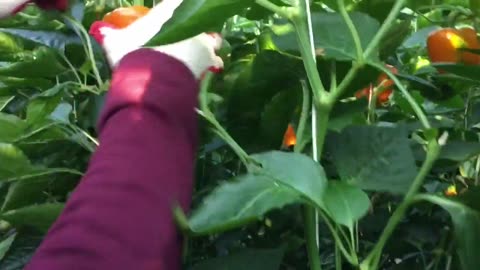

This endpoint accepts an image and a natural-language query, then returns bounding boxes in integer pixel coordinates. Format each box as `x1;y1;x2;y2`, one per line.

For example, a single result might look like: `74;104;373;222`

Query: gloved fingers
203;33;224;73
121;0;184;47
208;55;224;74
0;0;30;18
196;33;223;73
206;32;223;51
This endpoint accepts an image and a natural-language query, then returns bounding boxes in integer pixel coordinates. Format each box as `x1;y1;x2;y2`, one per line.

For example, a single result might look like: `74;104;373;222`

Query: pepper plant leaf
0;203;65;233
271;11;380;61
323;181;370;231
252;151;328;208
420;191;480;270
147;0;255;46
185;174;301;235
327;125;418;194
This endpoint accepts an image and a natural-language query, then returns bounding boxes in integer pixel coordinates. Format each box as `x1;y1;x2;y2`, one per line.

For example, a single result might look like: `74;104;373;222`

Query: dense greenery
1;0;480;269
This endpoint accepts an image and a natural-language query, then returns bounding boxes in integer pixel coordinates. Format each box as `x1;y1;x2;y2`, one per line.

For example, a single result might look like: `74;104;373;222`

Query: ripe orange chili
427;27;480;65
282;124;296;148
458;27;480;64
355;65;398;106
376;64;398;89
103;6;150;29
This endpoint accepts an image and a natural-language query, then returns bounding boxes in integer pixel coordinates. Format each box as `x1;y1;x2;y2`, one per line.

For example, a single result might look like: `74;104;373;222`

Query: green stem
302;106;331;270
371;62;431;129
329;61;337;93
319;211;358;265
295;80;311;153
330;63;362;103
337;0;364;61
63;16;104;87
292;12;327;103
294;1;333;269
335;243;342;270
304;206;322;270
198;73;251;169
5;168;84;182
331;0;406;103
254;0;291;18
361;139;441;270
314;106;331;157
363;0;408;59
367;86;377;124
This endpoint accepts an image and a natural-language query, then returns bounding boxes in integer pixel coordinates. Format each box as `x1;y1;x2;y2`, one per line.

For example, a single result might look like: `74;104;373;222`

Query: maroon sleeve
25;48;198;270
34;0;68;10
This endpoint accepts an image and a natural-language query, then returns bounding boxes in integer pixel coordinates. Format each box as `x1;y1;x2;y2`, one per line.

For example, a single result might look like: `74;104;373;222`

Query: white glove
89;0;224;79
0;0;29;18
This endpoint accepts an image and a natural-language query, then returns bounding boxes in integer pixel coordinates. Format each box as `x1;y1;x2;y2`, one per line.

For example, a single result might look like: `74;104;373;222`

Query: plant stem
361;139;441;270
330;63;361;103
255;0;291;18
304;206;322;270
337;0;364;61
363;0;408;59
197;73;251;169
319;211;358;265
335;242;342;270
371;62;431;129
63;16;104;87
295;80;311;153
292;17;327;103
293;0;333;269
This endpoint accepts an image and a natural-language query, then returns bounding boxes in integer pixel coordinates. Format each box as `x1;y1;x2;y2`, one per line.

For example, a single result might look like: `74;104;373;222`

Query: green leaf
431;63;480;82
1;203;64;233
328;99;368;132
0;96;14;111
0;233;16;261
378;20;411;60
259;89;300;148
147;0;254;45
440;141;480;162
191;247;285;270
0;231;42;270
0;32;22;54
26;84;65;125
0;29;81;52
323;181;370;230
0;47;66;78
0;114;26;143
327;125;418;194
252;151;328;208
421;194;480;270
1;177;52;212
187;174;301;234
0;143;39;181
272;12;380;61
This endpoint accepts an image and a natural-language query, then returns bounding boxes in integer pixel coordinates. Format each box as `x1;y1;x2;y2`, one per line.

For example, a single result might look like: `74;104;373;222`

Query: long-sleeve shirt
25;48;198;270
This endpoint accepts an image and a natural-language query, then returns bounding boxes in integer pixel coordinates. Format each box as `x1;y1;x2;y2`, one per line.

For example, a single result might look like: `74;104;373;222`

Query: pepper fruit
102;6;151;29
427;27;480;65
355;64;398;106
444;185;458;197
282;124;296;149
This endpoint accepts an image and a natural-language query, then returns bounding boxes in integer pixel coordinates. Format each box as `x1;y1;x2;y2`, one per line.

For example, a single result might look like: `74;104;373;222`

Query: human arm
25;48;200;270
24;0;223;269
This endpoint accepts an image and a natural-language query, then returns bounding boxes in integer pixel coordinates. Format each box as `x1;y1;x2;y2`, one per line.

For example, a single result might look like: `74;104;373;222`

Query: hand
0;0;67;18
89;0;224;79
